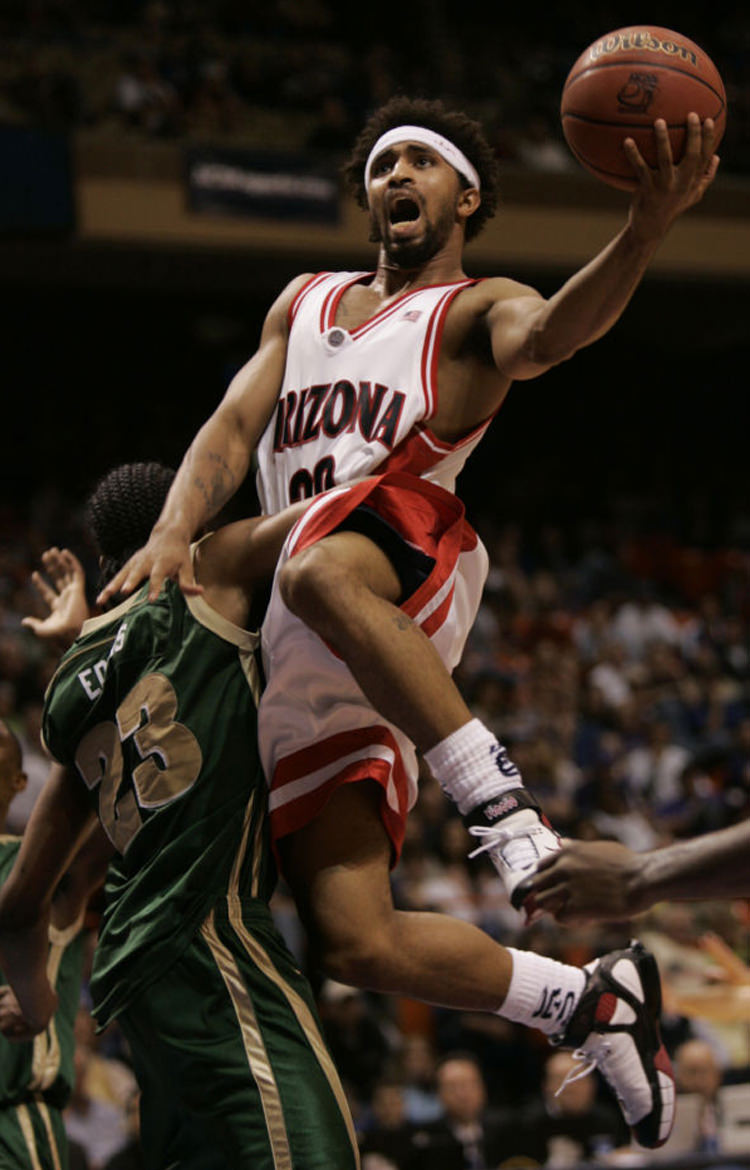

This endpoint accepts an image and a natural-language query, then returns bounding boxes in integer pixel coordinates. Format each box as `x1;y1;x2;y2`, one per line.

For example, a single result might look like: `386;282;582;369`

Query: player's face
367;141;465;267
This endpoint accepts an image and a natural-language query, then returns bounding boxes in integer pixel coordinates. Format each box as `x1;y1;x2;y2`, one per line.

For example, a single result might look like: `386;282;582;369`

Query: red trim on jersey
376;425;450;476
288;273;330;331
320;276;479;339
322;272;371;332
421;281;476;419
378;414;494;479
269;724;411;868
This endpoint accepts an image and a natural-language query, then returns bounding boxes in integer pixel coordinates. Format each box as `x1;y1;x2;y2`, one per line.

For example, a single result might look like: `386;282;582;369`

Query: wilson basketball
560;27;727;190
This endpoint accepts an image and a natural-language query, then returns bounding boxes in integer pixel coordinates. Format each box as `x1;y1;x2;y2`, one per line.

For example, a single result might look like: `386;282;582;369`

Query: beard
370;201;457;270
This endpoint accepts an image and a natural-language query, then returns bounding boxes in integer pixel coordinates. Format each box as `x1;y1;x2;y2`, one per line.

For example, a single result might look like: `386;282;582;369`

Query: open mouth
388;195;421;225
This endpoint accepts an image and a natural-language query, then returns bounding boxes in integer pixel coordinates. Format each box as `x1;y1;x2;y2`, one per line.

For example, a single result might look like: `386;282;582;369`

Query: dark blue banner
0;127;74;235
186;147;340;225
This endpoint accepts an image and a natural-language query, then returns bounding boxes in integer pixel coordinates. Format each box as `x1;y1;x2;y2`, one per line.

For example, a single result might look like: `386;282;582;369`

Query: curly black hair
85;462;175;586
343;96;500;243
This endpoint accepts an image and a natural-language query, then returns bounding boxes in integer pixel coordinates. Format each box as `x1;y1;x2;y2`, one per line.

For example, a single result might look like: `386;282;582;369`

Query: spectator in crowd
101;1090;143;1170
507;1049;627;1165
674;1038;727;1154
72;1010;138;1115
408;1052;509;1169
64;1038;130;1170
113;51;182;137
358;1076;415;1170
398;1033;442;1124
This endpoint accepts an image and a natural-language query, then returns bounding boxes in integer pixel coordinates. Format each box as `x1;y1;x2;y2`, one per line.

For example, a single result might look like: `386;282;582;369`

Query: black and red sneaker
553;940;675;1149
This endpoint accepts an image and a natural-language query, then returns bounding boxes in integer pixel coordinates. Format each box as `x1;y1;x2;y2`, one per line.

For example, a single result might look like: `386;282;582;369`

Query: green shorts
0;1099;68;1170
118;897;359;1170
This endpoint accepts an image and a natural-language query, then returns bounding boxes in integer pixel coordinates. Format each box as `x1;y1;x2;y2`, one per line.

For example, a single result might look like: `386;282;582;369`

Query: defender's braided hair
85;462;176;588
344;96;500;242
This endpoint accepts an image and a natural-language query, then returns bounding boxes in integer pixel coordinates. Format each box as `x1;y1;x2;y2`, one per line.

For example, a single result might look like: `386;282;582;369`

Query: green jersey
42;582;274;1027
0;837;84;1109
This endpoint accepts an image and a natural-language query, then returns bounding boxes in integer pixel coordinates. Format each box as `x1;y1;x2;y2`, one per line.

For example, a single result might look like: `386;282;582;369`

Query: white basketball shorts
258;472;488;865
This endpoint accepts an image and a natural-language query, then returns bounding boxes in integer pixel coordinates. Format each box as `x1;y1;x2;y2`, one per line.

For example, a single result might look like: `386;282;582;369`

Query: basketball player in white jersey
100;97;719;1146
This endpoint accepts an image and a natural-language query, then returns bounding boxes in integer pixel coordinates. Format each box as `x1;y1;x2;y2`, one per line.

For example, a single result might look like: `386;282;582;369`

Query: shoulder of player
263;272;320;334
444;276;543;349
456;275;543;316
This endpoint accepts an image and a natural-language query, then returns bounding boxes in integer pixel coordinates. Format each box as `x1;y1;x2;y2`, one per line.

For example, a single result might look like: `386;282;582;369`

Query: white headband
364;125;481;191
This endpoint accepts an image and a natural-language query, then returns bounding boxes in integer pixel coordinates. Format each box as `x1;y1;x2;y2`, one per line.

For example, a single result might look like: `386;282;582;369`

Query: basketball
560;26;727;190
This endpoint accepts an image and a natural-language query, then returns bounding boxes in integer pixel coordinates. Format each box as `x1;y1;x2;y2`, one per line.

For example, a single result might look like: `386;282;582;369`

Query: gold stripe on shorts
30;941;65;1092
227;896;360;1167
200;909;292;1170
15;1104;43;1170
229;791;260;901
36;1102;62;1170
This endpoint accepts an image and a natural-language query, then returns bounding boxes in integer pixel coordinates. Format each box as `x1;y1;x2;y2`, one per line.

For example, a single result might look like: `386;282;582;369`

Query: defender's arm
527;820;750;926
0;763;95;1034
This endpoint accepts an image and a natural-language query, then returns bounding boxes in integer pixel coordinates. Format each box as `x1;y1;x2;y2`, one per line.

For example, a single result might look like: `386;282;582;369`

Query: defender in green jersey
0;464;359;1170
0;722;88;1170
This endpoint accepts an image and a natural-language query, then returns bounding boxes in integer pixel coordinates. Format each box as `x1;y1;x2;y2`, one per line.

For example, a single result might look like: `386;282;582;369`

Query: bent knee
279;547;336;623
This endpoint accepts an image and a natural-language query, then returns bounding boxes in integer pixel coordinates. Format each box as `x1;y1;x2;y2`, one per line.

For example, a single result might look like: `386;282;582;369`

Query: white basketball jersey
256;271;492;513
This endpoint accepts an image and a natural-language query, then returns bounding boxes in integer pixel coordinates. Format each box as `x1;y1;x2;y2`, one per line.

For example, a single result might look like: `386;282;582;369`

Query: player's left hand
22;547;89;648
0;985;48;1043
525;839;643;925
626;112;720;240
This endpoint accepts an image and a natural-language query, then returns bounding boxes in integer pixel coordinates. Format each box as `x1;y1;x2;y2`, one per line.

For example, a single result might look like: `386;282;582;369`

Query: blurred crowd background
0;0;749;174
3;1;750;1168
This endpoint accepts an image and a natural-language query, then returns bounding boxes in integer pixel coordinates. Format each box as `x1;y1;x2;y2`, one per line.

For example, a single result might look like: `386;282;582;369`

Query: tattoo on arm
193;453;238;515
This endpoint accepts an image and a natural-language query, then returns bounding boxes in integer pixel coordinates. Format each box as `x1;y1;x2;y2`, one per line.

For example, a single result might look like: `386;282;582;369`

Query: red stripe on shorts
269;725;411;869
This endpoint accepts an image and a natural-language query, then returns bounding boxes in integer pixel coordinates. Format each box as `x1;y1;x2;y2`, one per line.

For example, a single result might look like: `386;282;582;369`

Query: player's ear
457;187;480;222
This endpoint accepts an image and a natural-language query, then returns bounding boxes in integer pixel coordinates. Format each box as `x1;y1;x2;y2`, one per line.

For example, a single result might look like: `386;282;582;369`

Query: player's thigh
0;1100;67;1170
119;914;358;1170
280;778;397;944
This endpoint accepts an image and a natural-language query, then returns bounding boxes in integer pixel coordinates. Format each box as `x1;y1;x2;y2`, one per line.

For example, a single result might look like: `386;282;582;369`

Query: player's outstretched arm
527;818;750;925
0;763;96;1035
487;113;718;383
98;274;312;607
22;547;89;649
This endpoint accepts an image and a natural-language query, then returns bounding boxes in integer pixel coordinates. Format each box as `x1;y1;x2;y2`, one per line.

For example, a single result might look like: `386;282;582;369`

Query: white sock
423;718;524;815
499;947;586;1037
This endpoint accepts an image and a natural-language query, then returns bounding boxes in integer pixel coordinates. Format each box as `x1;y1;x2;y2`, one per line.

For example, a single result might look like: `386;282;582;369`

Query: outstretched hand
525;839;644;926
22;548;89;648
96;527;202;607
626;112;720;241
